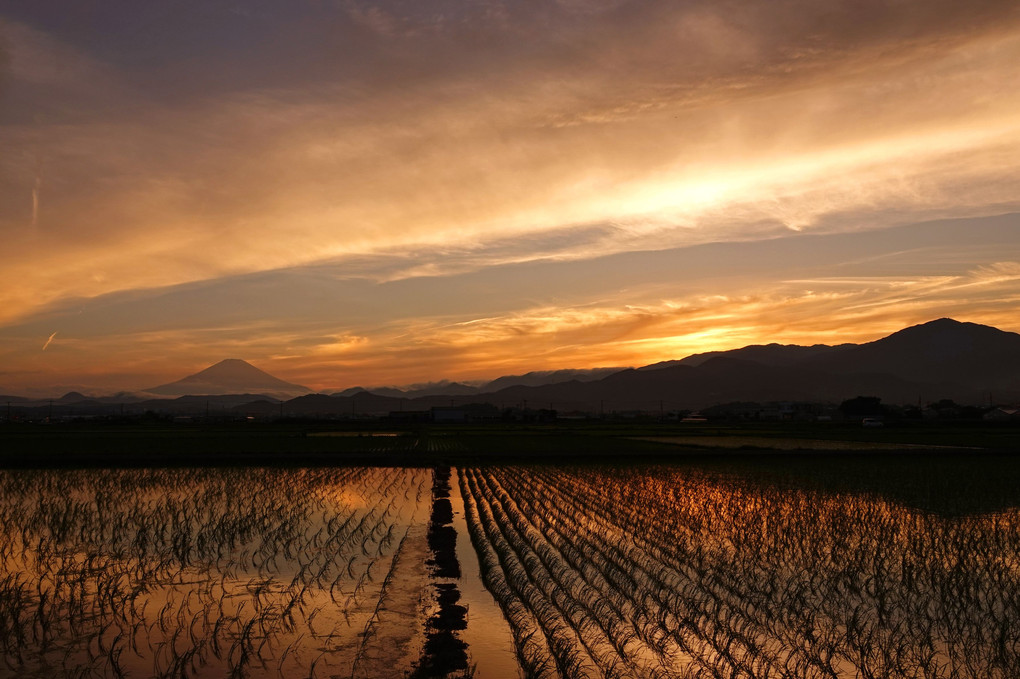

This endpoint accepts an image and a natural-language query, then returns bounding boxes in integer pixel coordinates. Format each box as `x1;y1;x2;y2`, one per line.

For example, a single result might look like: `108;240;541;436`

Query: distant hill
803;318;1020;391
480;368;627;391
145;359;312;400
377;382;481;398
319;319;1020;411
463;318;1020;411
646;343;852;369
10;318;1019;416
333;387;369;397
333;370;627;399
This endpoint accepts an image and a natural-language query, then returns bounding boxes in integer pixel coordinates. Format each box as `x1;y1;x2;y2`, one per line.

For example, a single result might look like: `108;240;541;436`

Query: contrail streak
42;332;57;351
31;176;41;227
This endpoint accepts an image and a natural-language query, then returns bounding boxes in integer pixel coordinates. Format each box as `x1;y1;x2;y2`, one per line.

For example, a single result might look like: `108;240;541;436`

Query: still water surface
0;456;1017;678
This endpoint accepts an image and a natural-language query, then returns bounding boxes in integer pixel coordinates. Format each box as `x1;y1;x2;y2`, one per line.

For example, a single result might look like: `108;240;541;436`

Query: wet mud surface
413;466;469;678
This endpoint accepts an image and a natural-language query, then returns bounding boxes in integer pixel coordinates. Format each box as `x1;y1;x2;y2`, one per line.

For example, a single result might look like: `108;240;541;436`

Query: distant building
984;407;1020;421
386;410;431;423
431;407;467;423
700;401;828;422
431;403;501;423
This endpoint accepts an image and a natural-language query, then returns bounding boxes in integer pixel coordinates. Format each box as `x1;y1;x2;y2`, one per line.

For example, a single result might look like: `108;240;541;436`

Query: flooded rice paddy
1;458;1018;678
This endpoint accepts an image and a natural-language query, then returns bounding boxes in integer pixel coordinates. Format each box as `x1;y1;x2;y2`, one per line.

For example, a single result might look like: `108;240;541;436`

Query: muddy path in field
411;465;519;678
411;466;469;678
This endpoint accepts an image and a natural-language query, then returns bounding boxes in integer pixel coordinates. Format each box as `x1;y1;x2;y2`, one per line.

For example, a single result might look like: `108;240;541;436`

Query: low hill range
333;368;627;399
670;317;1020;402
332;318;1017;412
9;318;1020;418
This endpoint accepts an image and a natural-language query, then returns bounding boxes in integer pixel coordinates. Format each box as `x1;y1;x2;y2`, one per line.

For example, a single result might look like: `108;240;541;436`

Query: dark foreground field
1;420;1019;468
2;421;1019;677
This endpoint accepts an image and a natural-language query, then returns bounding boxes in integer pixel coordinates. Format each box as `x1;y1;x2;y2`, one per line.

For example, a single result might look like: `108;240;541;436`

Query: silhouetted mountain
230;399;280;416
277;392;407;417
137;394;285;412
475;319;1020;411
94;392;147;404
645;343;852;369
329;371;629;400
804;318;1020;393
145;359;312;399
480;368;628;391
415;382;481;397
357;387;406;398
381;382;480;398
333;387;369;397
280;394;346;414
333;381;481;399
8;318;1017;418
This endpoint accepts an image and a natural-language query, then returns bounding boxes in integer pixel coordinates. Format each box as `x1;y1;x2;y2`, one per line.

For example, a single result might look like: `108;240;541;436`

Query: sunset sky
2;0;1020;395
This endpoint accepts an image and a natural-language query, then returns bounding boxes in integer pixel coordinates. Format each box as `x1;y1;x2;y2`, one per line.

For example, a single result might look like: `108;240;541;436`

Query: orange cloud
3;3;1020;392
3;14;1020;328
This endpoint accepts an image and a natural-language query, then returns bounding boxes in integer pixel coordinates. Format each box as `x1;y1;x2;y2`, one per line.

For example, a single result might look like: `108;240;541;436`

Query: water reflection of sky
0;466;434;678
462;462;1020;678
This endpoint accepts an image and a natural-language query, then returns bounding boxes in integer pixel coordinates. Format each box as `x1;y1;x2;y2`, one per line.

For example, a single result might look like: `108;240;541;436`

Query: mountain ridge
413;318;1020;410
14;318;1019;411
154;319;1020;409
144;359;312;400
